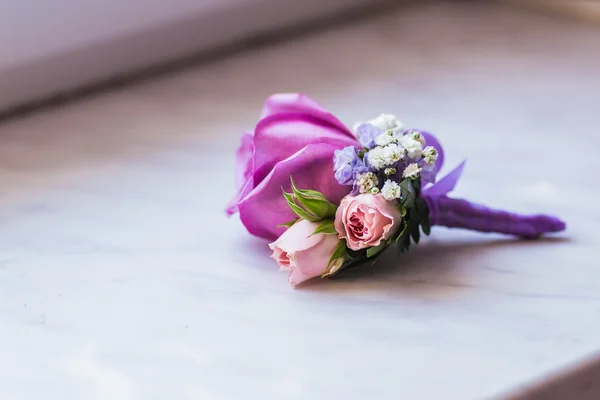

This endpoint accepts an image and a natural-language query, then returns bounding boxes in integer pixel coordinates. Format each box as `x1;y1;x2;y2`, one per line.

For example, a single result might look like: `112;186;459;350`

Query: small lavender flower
356;123;383;149
334;163;354;186
333;146;359;185
333;146;371;186
334;146;358;168
352;158;370;178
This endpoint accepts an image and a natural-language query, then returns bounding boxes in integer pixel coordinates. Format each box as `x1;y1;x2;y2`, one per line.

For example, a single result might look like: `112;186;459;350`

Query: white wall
0;0;386;112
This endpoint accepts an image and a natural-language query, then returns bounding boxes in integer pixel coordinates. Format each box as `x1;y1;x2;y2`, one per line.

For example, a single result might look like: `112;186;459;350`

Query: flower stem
423;195;566;238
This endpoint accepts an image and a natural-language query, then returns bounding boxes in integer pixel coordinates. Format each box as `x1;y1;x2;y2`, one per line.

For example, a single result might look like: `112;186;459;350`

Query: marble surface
0;2;599;399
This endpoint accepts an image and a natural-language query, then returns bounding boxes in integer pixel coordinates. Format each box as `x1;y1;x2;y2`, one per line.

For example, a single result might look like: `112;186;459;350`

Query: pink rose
269;219;341;286
335;194;402;251
225;93;359;241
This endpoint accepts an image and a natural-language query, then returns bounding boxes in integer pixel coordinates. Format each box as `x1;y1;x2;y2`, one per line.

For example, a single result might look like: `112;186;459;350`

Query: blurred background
0;0;597;115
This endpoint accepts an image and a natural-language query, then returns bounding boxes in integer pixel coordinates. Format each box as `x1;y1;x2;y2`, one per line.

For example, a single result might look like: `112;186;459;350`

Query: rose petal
268;245;291;270
253;113;359;185
270;219;324;254
227;94;359;218
370;195;402;240
225;131;255;216
260;93;354;139
225;175;254;216
238;143;352;241
288;233;339;286
334;197;349;239
234;131;254;190
335;194;402;250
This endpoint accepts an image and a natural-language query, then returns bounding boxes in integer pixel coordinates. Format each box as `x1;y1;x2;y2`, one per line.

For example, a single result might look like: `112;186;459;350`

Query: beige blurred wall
504;0;600;23
0;0;394;114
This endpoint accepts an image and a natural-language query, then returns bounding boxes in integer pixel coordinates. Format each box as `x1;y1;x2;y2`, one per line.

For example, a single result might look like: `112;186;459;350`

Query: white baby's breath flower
368;144;405;170
382;143;405;165
374;131;396;147
403;163;422;179
423;146;437;157
384;167;397;176
381;179;402;201
423;146;438;166
366;147;386;170
356;172;379;193
401;136;423;159
368;113;403;133
409;131;426;146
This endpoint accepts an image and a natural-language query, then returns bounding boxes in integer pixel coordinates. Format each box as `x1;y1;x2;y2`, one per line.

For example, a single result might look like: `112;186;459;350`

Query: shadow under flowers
300;234;571;299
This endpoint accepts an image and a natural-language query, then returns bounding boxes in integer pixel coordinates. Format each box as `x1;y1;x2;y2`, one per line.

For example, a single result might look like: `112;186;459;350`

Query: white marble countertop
0;2;599;399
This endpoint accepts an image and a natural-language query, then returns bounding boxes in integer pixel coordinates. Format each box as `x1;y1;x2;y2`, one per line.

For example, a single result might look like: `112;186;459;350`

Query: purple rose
226;93;360;240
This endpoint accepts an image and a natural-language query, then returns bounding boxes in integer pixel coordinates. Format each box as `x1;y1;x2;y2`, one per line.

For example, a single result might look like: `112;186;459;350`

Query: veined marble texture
0;2;599;399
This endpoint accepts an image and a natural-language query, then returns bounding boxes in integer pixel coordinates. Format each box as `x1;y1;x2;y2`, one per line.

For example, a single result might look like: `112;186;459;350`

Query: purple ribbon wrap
422;161;566;238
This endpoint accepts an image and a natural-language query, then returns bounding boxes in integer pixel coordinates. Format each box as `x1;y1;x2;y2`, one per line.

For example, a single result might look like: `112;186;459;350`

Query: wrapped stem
423;195;566;238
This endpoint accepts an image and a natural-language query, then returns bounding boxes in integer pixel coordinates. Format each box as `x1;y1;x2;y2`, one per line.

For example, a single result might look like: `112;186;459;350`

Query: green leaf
309;219;337;236
276;218;299;228
282;188;295;207
399;205;407;218
415;197;426;212
415;197;431;235
422;217;431;235
295;188;327;200
282;185;324;222
288;202;321;222
290;176;337;218
345;247;365;260
412;178;422;194
290;176;325;200
410;224;421;244
366;242;387;258
322;240;347;277
282;188;318;221
393;221;408;244
291;186;327;202
393;213;413;253
400;179;416;209
420;202;431;235
298;197;337;219
396;233;410;253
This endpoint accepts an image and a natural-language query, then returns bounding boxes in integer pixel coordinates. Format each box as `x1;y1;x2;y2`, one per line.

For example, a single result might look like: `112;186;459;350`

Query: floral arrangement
226;93;566;287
